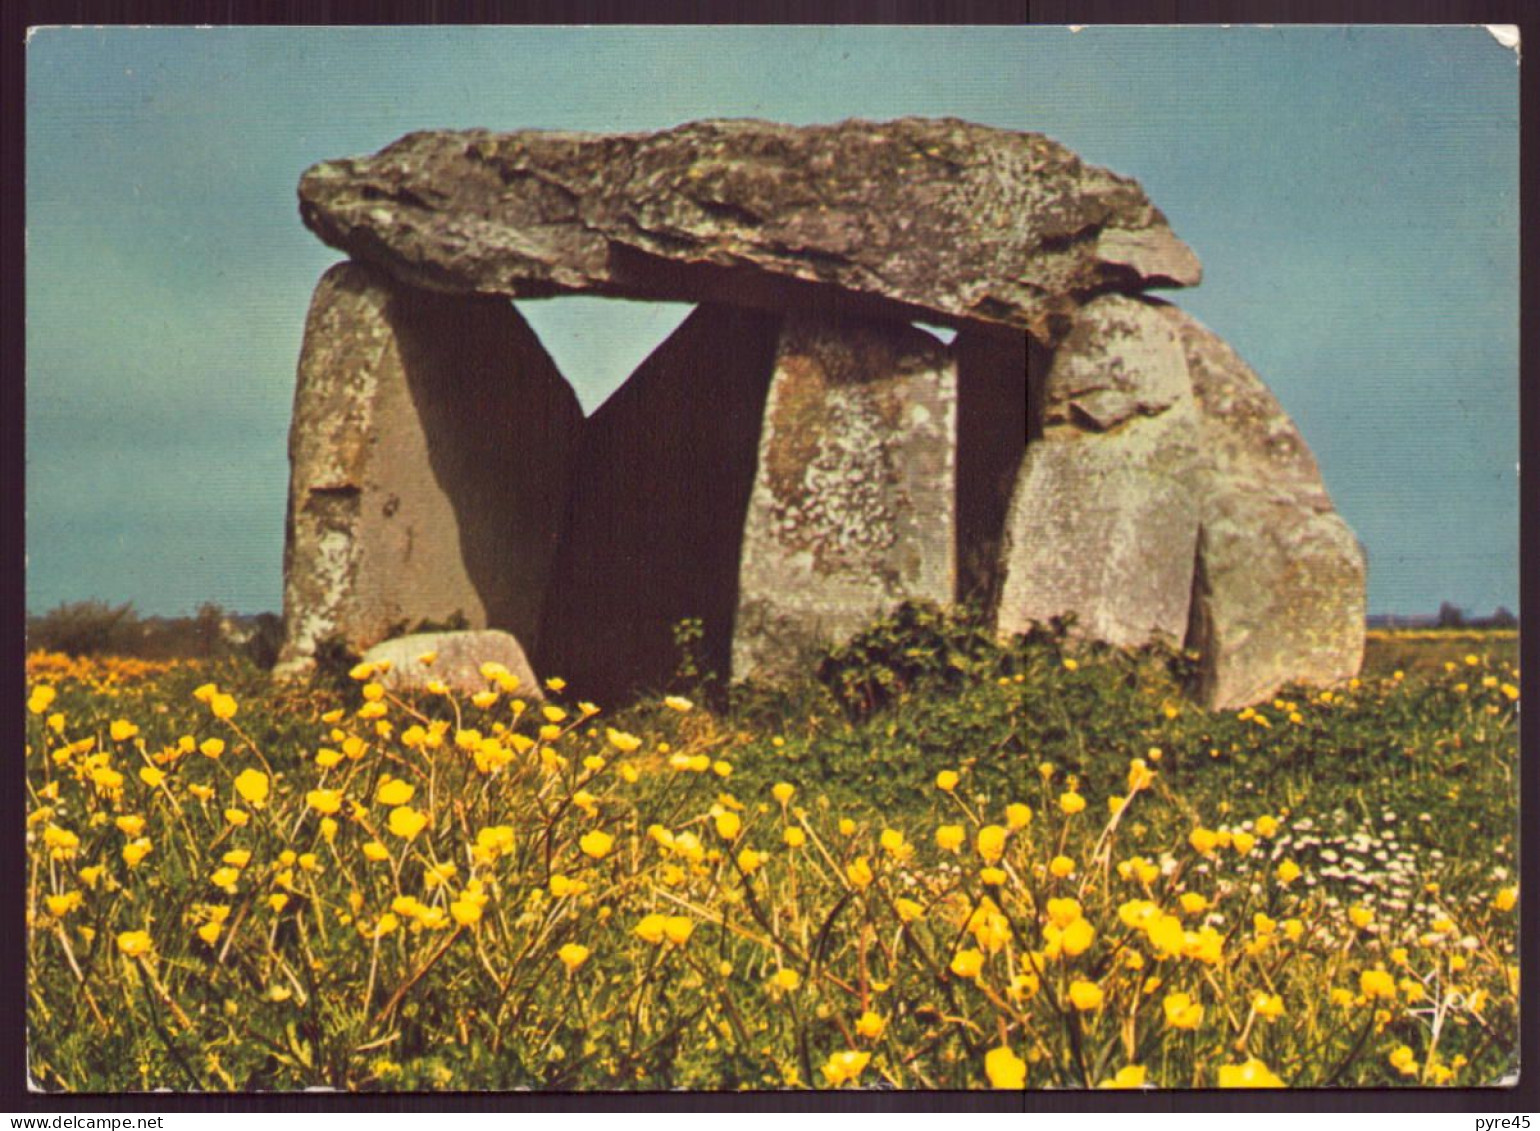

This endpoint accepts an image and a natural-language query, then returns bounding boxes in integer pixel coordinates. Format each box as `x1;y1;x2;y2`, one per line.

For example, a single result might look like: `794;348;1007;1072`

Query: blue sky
25;25;1519;617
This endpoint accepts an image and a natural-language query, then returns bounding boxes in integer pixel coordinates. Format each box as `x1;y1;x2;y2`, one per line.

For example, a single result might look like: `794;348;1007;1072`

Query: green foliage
23;621;1519;1092
814;601;1003;717
28;599;145;657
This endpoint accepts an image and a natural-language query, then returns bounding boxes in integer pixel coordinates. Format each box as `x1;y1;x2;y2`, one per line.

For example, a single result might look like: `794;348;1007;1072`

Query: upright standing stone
995;294;1201;648
733;314;958;682
1160;306;1366;708
536;305;786;706
275;261;580;677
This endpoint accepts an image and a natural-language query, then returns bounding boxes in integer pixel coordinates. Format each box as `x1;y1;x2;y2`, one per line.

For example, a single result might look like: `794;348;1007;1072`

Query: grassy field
24;610;1520;1091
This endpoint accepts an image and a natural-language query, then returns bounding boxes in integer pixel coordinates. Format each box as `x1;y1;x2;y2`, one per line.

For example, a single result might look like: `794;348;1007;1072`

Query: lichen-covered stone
360;630;542;699
275;261;580;678
298;118;1200;345
995;294;1201;647
536;304;786;706
733;314;958;682
1160;305;1366;708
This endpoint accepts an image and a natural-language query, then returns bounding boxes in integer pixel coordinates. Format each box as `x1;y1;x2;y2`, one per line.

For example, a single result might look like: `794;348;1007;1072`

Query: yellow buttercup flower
1005;803;1033;829
376;777;415;806
306;788;343;815
969;900;1014;953
233;769;269;808
1058;791;1086;815
771;968;800;991
1163;992;1203;1029
115;815;146;837
1276;859;1302;885
1048;855;1076;879
846;856;874;889
635;914;667;945
1067;980;1104;1011
1058;917;1095;957
771;782;795;804
935;769;959;792
936;824;965;852
1046;897;1082;929
878;828;911;860
449;900;482;927
606;728;642;753
1217;1058;1284;1088
116;930;153;958
984;1047;1027;1089
976;825;1007;864
821;1050;871;1087
557;943;590;972
783;826;806;848
663;916;695;945
579;829;614;859
1099;1065;1147;1089
854;1011;886;1040
110;719;139;743
210;693;238;720
1126;758;1156;792
713;811;741;840
1252;992;1284;1020
386;806;428;841
45;892;82;917
1360;968;1397;1000
950;949;985;979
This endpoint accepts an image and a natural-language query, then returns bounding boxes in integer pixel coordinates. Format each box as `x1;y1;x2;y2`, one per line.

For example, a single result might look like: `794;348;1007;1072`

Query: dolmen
274;117;1365;710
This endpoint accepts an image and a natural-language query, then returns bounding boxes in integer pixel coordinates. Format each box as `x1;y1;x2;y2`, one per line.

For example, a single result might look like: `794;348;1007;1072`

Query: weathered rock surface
1160;305;1367;708
275;261;580;678
536;304;786;706
995;294;1202;647
280;119;1364;710
733;314;960;682
361;630;542;698
297;117;1201;345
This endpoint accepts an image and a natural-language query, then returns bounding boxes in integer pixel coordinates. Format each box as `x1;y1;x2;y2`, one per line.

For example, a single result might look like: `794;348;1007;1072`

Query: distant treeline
25;600;284;668
1367;603;1518;631
27;597;1515;668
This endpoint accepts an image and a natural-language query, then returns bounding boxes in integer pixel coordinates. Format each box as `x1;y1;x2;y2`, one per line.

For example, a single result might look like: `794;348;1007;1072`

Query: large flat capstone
297;117;1200;345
